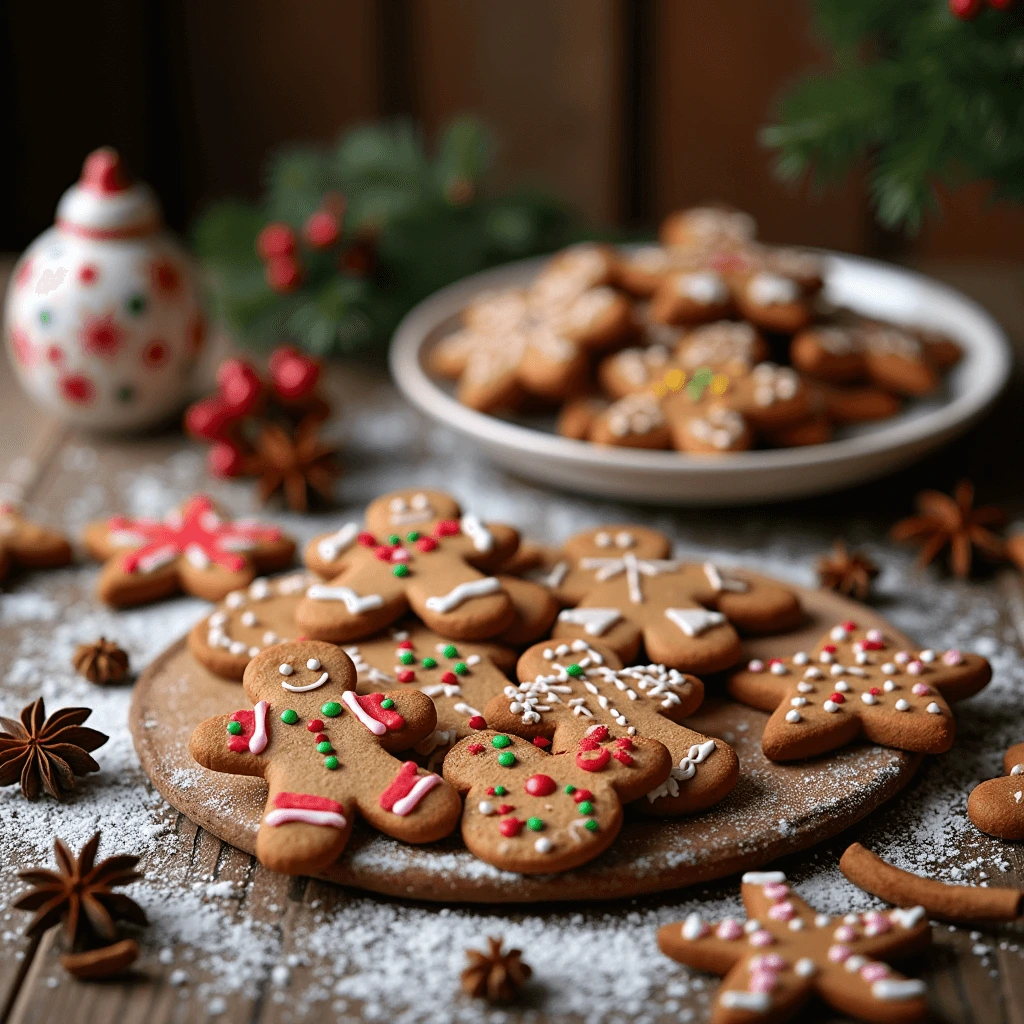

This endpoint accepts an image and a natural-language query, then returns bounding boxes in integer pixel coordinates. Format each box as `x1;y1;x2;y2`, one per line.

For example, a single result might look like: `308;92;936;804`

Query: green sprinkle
125;293;147;316
497;751;516;767
39;310;52;326
564;784;576;795
584;819;599;832
399;651;414;665
578;801;594;816
392;564;409;578
226;721;242;735
324;755;339;770
388;534;401;545
316;740;332;754
491;735;512;749
526;817;544;831
381;698;395;709
116;384;135;403
493;786;507;797
422;657;437;669
454;662;468;675
321;701;342;718
407;531;421;541
280;709;299;725
443;644;458;659
565;663;584;678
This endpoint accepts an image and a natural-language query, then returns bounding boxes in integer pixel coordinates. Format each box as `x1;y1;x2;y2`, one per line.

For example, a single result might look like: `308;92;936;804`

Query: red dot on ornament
59;373;95;405
468;715;487;730
142;340;169;368
524;774;557;797
78;264;99;285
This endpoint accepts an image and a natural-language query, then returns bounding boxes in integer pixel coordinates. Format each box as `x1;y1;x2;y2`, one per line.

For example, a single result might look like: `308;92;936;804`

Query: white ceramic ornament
3;147;205;431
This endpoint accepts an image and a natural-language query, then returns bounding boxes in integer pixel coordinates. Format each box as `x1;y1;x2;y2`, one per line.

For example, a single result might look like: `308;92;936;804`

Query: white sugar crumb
0;446;1022;1021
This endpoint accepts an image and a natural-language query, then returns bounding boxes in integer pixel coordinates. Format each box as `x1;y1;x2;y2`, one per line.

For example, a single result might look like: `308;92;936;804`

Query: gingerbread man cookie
967;742;1024;840
296;490;524;643
429;244;633;412
484;638;739;815
542;527;802;673
189;641;461;875
728;622;991;761
0;504;73;583
84;494;295;607
442;727;671;873
658;871;931;1024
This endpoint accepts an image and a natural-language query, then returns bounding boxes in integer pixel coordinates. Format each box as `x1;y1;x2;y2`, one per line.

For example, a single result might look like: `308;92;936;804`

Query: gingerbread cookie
189;572;314;681
967;742;1024;841
442;727;672;873
658;871;931;1024
484;638;739;815
569;393;674;450
297;489;522;643
543;527;801;673
84;495;295;607
189;641;462;874
429;244;633;412
728;622;991;761
658;205;758;251
345;624;517;761
0;504;73;582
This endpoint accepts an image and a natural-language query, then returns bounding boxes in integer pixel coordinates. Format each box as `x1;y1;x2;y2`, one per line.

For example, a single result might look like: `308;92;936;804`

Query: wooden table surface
0;258;1023;1024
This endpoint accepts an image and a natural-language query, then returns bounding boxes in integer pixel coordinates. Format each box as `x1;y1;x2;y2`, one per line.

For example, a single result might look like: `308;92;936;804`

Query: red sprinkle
525;774;557;797
374;544;395;561
467;744;484;755
397;669;415;683
415;537;438;553
397;640;414;650
573;789;593;803
612;750;634;766
307;719;324;732
357;532;376;547
768;658;784;666
862;640;884;650
587;725;610;743
829;692;846;704
486;786;496;795
315;734;328;745
441;671;458;684
468;715;487;730
615;737;634;751
498;818;524;837
869;687;881;696
842;620;857;631
823;644;837;654
434;520;460;537
497;804;514;815
532;737;551;748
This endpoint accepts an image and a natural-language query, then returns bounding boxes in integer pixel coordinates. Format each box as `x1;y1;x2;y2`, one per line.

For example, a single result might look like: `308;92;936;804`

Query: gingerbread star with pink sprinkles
658;871;931;1024
84;494;296;607
728;621;990;761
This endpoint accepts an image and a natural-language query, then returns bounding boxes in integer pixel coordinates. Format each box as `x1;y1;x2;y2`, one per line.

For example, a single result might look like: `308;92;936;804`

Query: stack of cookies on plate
428;206;962;454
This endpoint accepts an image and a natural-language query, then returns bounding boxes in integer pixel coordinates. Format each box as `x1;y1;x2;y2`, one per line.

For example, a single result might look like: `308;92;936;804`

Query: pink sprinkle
828;944;851;963
894;651;910;665
760;954;787;972
391;548;410;562
863;919;893;937
866;628;883;643
716;919;743;940
768;902;796;922
860;963;889;982
749;930;775;947
763;882;789;902
834;925;857;942
907;660;924;675
943;649;963;666
748;659;765;673
911;683;931;697
749;970;778;993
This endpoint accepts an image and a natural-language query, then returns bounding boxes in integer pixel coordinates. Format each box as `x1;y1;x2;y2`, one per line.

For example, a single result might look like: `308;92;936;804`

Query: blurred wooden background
3;0;1022;258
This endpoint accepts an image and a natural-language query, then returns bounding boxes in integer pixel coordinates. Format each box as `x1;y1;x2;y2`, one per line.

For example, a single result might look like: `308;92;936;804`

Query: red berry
208;441;245;478
216;358;263;416
468;715;487;730
256;222;296;260
265;255;303;293
303;210;340;249
949;0;983;14
185;396;232;440
269;346;320;400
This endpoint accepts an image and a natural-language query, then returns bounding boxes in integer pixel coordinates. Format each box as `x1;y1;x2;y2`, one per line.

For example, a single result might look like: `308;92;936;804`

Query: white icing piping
341;690;386;735
424;577;501;613
282;671;330;693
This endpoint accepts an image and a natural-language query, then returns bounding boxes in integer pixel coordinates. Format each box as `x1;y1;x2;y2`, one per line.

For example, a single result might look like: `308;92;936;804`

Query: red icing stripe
274;791;345;814
379;761;419;811
228;709;254;752
576;734;611;772
354;692;405;731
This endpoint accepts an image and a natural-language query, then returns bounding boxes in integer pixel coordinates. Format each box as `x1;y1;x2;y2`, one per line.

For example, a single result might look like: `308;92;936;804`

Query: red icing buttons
306;719;324;732
415;537;437;552
524;774;557;797
357;532;376;547
869;687;882;696
441;671;458;684
434;520;460;537
822;644;837;654
842;620;857;631
497;803;514;815
397;669;415;683
532;737;551;748
498;818;524;837
397;640;414;650
468;715;487;730
573;789;593;803
467;743;484;755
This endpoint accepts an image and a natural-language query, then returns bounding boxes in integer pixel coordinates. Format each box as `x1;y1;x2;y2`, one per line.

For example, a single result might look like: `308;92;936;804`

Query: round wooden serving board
131;584;921;903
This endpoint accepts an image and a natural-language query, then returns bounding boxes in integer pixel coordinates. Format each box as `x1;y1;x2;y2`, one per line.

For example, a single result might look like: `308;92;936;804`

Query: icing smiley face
278;656;330;693
243;642;358;709
367;489;462;533
388;492;436;527
564;525;671;562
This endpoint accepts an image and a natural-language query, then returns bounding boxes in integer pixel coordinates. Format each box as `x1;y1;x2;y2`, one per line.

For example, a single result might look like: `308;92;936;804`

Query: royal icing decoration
305;585;385;614
556;607;622;636
424;577;502;613
379;761;443;816
265;792;348;830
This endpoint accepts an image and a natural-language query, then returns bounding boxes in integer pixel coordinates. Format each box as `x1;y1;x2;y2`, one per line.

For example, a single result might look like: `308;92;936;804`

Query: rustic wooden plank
410;0;624;223
652;0;869;250
918;182;1024;261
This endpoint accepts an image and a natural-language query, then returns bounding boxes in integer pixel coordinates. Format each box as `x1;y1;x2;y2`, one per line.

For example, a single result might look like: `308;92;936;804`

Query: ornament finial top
79;147;132;195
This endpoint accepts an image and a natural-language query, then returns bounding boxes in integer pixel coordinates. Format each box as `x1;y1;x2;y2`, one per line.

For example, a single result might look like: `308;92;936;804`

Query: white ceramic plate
390;251;1011;505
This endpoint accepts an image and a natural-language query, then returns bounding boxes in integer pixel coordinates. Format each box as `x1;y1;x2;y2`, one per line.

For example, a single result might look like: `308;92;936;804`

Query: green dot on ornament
584;819;599;832
493;785;507;797
564;784;576;795
407;531;420;542
316;740;332;754
526;817;544;831
578;801;594;816
39;310;52;326
280;709;299;725
491;734;511;749
454;662;468;675
116;384;135;404
497;751;516;767
443;644;458;659
381;698;395;709
399;651;414;665
422;657;437;669
388;534;401;545
324;755;339;770
125;293;147;316
566;663;584;678
321;701;342;718
392;564;409;578
226;721;242;735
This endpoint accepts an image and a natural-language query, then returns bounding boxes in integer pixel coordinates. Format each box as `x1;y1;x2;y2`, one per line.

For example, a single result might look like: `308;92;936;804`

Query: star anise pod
0;698;108;800
816;540;879;600
246;415;339;513
461;937;532;1002
12;833;147;950
73;638;130;685
890;480;1006;578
